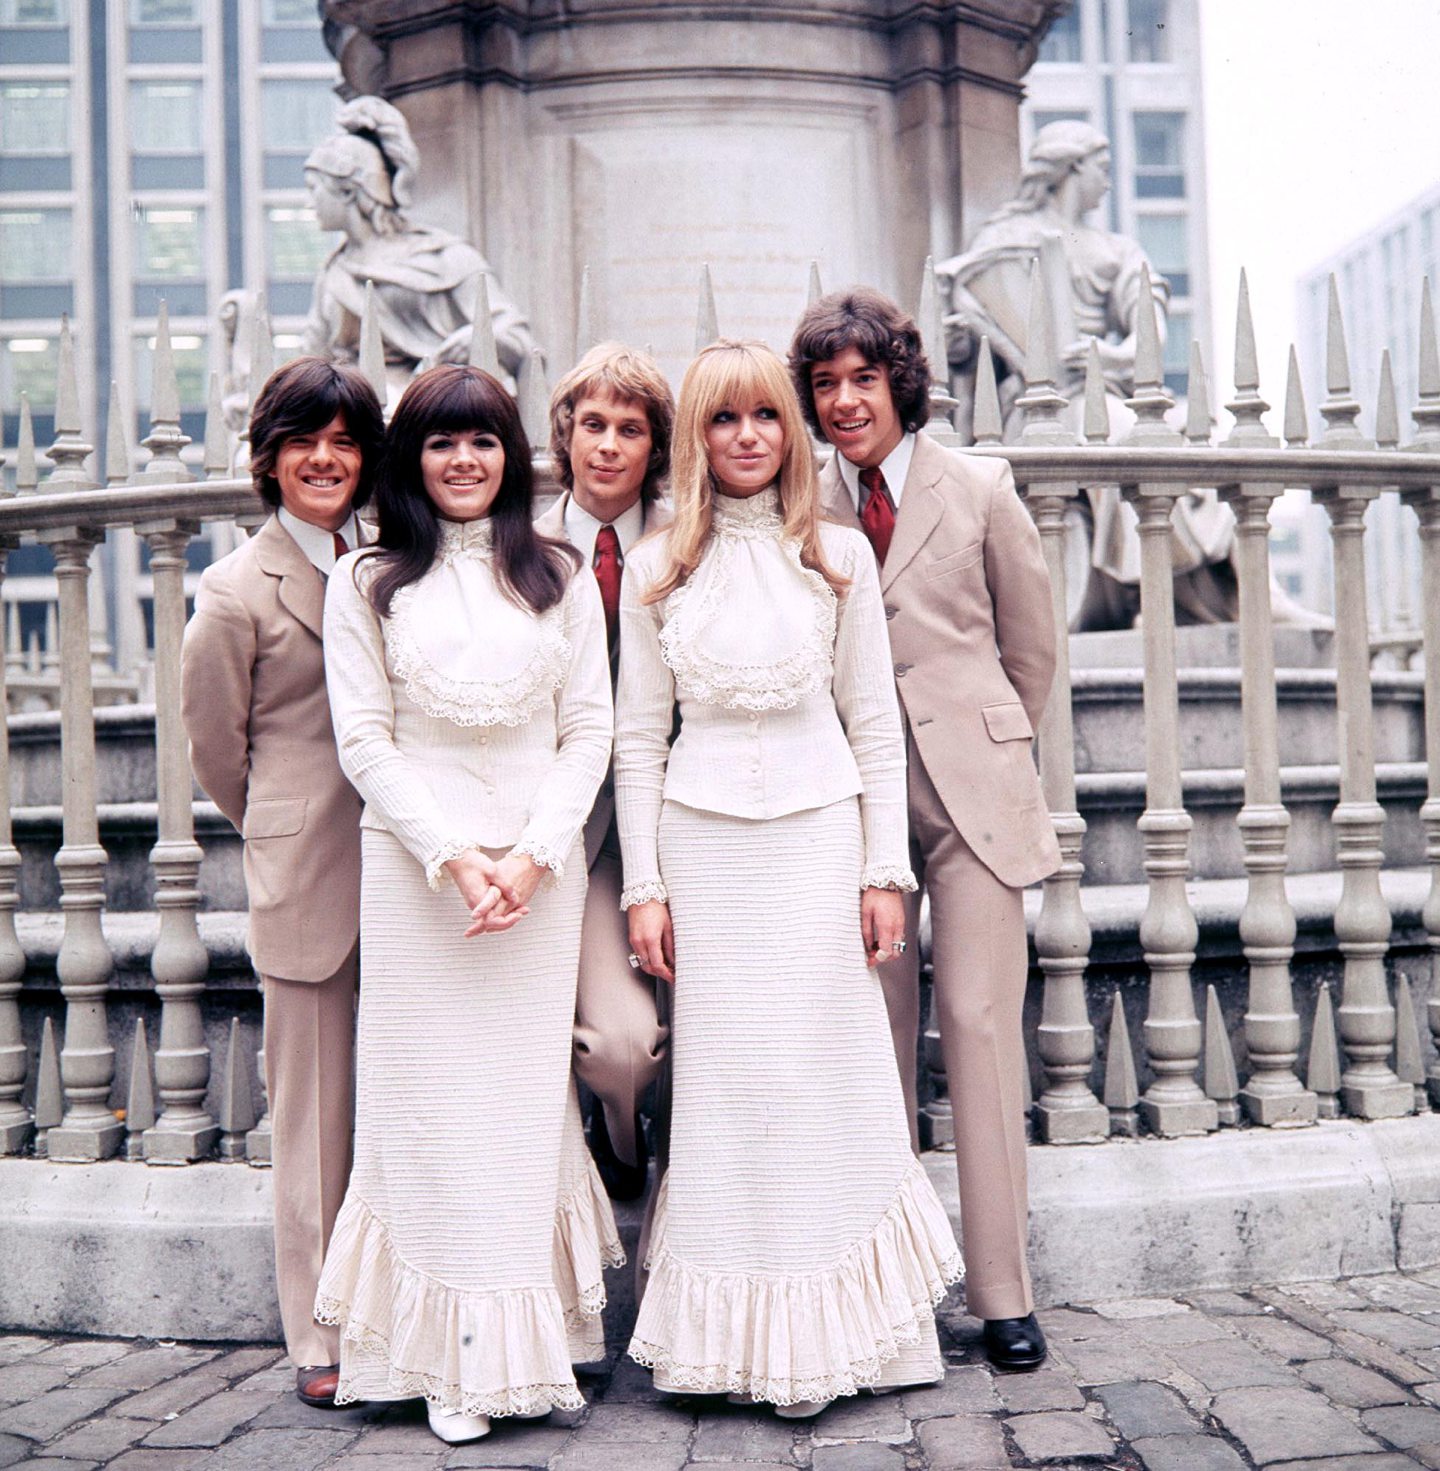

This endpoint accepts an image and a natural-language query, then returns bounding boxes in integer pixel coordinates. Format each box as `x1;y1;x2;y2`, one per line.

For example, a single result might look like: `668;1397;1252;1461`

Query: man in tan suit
538;343;674;1199
790;289;1060;1370
182;357;384;1405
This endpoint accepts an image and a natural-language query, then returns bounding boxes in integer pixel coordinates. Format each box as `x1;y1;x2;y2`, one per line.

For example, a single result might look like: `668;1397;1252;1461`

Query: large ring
627;953;642;970
893;939;908;954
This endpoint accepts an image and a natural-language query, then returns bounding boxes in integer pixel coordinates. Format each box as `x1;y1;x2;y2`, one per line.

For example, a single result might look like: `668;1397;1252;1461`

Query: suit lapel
818;453;863;533
253;515;325;640
879;434;946;592
534;492;568;541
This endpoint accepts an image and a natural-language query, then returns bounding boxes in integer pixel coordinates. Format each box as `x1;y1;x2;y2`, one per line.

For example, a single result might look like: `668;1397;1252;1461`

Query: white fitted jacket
323;517;612;886
614;487;916;908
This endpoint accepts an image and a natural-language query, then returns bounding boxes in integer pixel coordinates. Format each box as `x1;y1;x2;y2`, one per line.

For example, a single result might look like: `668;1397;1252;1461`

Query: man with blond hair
539;342;675;1199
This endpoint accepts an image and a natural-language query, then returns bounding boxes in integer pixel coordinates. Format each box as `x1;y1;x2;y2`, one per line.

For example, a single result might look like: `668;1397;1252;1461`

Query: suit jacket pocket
244;796;308;839
925;540;983;579
981;701;1034;742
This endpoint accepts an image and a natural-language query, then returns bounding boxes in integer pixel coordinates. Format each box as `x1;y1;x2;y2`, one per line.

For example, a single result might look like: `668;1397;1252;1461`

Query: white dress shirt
614;487;915;908
277;505;361;574
323;518;613;887
833;431;916;515
561;494;646;566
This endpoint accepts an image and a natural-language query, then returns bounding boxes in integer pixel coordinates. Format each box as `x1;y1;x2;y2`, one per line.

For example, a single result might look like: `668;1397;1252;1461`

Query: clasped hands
445;849;549;938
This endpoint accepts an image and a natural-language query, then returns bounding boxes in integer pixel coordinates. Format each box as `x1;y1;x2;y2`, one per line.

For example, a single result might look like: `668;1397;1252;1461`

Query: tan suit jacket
181;514;363;982
820;433;1060;888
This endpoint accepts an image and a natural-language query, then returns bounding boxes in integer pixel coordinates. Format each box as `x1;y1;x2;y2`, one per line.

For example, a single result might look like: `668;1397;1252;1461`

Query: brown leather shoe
296;1363;341;1407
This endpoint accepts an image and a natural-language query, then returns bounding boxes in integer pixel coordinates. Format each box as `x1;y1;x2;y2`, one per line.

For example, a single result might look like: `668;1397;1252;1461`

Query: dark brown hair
787;287;931;438
362;365;578;618
249;356;384;510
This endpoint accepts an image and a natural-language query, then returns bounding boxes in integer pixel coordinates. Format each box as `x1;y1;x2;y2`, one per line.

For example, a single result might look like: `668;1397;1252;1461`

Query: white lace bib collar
658;486;836;712
383;517;570;727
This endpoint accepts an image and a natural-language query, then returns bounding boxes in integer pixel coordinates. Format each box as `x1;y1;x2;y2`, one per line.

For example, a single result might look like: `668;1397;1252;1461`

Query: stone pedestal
323;1;1063;381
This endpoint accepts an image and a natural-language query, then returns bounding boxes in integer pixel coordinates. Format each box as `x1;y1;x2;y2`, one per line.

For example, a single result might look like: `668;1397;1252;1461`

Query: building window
1038;6;1082;63
1;336;58;403
262;0;317;20
130;0;198;21
261;79;336;154
133;331;207;411
0;208;71;281
0;0;68;21
1163;308;1191;396
129;80;202;154
1133;112;1186;199
266;205;329;278
1031;109;1090;137
133;205;203;278
1127;0;1170;62
1134;215;1189;298
0;83;69;153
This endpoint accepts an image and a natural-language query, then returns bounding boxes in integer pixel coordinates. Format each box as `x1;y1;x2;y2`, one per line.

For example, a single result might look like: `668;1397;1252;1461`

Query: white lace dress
314;518;624;1418
614;489;962;1405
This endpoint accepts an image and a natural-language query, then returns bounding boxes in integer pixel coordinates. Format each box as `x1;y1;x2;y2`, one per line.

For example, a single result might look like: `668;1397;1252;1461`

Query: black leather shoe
983;1313;1047;1371
587;1101;648;1202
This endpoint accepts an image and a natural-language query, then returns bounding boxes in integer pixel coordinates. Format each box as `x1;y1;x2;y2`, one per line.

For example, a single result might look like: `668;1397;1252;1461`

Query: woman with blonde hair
615;339;961;1417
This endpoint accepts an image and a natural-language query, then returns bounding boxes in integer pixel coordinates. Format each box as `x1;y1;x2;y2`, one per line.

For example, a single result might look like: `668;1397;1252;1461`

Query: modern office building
1019;0;1211;398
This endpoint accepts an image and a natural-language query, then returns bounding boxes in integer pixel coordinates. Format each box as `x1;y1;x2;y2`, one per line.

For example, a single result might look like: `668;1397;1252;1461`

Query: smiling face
420;426;506;521
703;397;785;498
274;412;363;532
568;390;653;522
808;345;904;469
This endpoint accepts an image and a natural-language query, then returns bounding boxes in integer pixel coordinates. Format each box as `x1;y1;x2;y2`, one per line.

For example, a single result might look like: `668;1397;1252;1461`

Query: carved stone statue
300;96;540;400
938;120;1240;631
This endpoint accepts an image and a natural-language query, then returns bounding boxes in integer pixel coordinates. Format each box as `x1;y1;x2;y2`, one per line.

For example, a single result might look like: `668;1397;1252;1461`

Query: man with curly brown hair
790;288;1060;1371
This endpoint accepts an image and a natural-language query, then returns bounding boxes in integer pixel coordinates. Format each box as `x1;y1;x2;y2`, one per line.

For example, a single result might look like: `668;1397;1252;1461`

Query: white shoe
426;1403;492;1443
774;1398;834;1420
726;1391;756;1406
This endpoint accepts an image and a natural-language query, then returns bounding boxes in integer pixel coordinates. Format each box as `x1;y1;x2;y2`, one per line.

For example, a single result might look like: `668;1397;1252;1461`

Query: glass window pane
133;205;203;279
0;0;69;21
2;336;58;403
0;83;69;153
1163;308;1191;390
1133;111;1186;199
260;79;336;153
1135;215;1189;297
130;80;202;153
133;331;207;410
130;0;197;22
1031;109;1090;134
262;0;315;20
0;208;70;281
265;205;330;278
1038;7;1082;63
1127;0;1170;62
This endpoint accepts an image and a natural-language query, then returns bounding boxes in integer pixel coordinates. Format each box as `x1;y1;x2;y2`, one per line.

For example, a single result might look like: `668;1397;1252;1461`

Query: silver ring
893;939;908;954
627;953;642;970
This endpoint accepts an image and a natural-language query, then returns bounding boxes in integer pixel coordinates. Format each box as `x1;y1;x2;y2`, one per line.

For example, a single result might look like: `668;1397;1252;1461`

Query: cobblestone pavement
11;1271;1440;1468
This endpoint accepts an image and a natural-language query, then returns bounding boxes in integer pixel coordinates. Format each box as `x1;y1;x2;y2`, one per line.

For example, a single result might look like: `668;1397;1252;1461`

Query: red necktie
593;524;622;647
859;466;896;565
332;529;349;562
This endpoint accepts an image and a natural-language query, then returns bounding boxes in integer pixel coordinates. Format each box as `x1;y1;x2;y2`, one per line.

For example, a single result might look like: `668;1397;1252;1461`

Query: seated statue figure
938;120;1241;631
301;96;540;402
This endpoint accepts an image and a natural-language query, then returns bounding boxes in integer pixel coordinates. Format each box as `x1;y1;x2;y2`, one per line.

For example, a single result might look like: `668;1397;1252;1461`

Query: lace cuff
861;864;919;894
425;839;483;891
512;839;565;885
620;879;669;910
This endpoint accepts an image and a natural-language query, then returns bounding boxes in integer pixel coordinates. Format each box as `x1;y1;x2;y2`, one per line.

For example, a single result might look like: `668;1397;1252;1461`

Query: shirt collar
563;493;647;563
277;505;360;574
834;431;916;514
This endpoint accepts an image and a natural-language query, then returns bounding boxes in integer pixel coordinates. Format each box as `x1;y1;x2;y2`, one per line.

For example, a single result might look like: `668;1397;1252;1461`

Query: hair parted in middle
360;363;579;619
787;286;931;438
548;341;675;505
642;338;847;605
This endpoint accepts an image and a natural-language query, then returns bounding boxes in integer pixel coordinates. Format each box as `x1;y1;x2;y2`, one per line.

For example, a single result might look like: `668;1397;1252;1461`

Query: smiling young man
181;357;384;1406
539;342;675;1201
790;289;1060;1371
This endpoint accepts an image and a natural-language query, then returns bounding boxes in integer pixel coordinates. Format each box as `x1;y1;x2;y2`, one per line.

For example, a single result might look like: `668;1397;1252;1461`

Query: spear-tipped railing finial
1283;345;1309;447
1376;348;1400;449
1185;338;1212;445
1082;338;1108;443
203;370;230;480
972;338;1003;445
918;255;959;442
695;264;718;354
519;346;549;452
1224;267;1274;446
469;272;499;376
1410;276;1440;448
139;301;193;483
15;393;36;495
807;260;823;307
105;380;130;487
1320;273;1365;446
1015;259;1072;446
46;314;94;488
574;264;595;367
1122;263;1176;439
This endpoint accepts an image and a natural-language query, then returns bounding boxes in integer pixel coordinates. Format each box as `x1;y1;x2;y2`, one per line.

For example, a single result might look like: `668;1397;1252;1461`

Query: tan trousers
263;946;357;1368
572;847;669;1167
879;734;1034;1321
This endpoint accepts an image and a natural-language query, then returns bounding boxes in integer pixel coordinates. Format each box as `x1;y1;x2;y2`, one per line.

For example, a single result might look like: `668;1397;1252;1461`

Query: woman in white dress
616;340;962;1418
316;364;622;1445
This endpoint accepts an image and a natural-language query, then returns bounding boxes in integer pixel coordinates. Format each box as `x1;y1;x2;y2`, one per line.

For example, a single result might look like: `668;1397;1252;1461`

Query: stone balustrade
1;263;1439;1169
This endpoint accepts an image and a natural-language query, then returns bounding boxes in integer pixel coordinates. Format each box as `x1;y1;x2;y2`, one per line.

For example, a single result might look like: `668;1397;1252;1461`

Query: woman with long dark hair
315;364;622;1445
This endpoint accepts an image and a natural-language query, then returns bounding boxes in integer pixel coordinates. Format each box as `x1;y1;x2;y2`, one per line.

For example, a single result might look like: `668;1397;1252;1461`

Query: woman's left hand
463;851;548;938
861;887;907;968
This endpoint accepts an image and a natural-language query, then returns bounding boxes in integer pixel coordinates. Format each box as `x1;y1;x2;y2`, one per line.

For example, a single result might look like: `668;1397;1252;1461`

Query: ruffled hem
628;1160;962;1406
620;879;669;909
553;1148;627;1363
861;864;919;894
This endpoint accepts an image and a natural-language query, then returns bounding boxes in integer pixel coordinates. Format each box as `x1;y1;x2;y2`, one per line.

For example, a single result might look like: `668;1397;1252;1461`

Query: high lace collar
712;486;783;535
436;516;495;559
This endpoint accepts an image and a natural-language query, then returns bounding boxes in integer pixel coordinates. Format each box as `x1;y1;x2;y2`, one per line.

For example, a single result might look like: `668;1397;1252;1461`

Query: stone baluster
1220;274;1315;1126
134;315;217;1162
1014;262;1105;1142
695;264;718;353
106;382;148;680
358;279;388;415
1402;278;1440;1106
1312;276;1411;1118
0;423;24;1154
1122;267;1216;1136
41;604;58;675
575;263;596;365
41;318;123;1160
918;256;961;447
469;273;500;375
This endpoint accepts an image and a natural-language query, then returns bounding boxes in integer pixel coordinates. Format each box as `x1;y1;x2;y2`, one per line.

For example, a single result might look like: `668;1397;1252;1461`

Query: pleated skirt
316;829;623;1418
629;798;962;1406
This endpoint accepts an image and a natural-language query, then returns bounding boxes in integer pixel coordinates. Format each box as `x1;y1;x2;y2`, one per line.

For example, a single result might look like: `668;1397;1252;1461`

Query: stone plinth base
1069;624;1335;670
